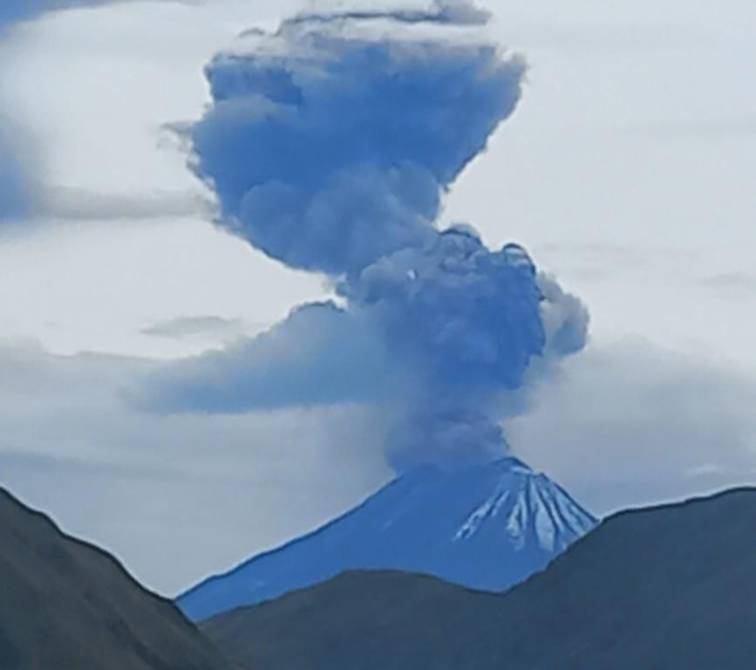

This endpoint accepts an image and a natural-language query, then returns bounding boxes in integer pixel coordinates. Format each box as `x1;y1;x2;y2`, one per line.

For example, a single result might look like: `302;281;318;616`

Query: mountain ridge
200;486;756;670
0;486;237;670
178;457;597;621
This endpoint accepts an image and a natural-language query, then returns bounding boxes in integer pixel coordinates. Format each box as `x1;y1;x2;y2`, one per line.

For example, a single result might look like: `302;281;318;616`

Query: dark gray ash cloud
136;1;590;471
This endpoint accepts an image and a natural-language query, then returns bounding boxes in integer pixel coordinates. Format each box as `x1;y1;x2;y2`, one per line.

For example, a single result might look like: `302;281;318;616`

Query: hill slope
202;487;756;670
179;458;596;620
0;487;237;670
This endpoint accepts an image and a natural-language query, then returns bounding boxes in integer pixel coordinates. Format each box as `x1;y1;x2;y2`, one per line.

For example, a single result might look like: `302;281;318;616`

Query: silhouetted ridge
179;457;596;620
201;487;756;670
0;487;236;670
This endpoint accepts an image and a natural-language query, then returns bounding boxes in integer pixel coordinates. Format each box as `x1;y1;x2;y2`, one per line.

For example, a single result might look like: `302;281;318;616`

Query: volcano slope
179;458;597;621
201;487;756;670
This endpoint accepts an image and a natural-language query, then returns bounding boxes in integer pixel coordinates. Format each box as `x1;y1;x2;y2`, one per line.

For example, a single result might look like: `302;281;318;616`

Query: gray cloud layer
0;127;31;221
511;340;756;514
0;0;200;222
141;316;249;341
1;338;754;593
41;187;211;222
0;340;390;595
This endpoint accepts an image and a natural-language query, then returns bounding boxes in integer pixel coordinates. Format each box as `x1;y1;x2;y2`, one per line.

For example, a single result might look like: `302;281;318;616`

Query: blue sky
0;0;754;594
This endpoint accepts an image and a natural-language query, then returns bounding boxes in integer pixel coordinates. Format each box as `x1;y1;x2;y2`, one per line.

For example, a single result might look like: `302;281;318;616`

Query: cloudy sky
0;0;755;595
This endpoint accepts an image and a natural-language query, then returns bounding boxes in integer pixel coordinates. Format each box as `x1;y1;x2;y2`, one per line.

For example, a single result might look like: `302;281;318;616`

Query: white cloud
445;0;756;368
3;0;756;367
0;340;390;595
0;0;755;599
510;339;756;515
0;0;325;359
2;336;754;596
0;218;326;358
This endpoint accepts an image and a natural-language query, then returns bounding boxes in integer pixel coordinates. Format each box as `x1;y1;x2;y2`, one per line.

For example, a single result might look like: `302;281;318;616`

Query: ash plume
193;4;523;276
139;1;589;471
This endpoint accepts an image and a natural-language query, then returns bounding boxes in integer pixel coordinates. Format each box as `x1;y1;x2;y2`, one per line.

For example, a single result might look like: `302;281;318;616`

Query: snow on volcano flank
178;457;597;621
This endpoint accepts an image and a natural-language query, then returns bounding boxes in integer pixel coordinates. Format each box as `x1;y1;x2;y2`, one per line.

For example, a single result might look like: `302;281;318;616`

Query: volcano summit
178;457;597;621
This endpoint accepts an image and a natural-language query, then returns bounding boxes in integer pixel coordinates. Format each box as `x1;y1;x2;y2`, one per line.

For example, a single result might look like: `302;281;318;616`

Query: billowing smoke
139;0;589;471
192;5;523;275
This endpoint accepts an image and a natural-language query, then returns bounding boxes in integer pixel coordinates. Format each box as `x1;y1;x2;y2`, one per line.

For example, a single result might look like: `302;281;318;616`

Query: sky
0;0;755;595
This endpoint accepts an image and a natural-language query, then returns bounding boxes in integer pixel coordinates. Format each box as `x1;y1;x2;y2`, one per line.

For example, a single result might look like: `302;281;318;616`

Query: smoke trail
138;1;589;471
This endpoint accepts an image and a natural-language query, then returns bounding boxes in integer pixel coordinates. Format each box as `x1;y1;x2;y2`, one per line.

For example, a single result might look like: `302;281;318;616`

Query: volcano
200;488;756;670
178;457;597;621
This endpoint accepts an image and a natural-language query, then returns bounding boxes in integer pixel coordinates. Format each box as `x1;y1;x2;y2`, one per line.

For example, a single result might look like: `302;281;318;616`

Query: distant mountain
0;488;236;670
201;487;756;670
179;457;596;621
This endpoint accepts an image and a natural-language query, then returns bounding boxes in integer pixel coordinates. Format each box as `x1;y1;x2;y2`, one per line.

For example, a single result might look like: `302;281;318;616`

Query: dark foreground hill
0;488;237;670
202;487;756;670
